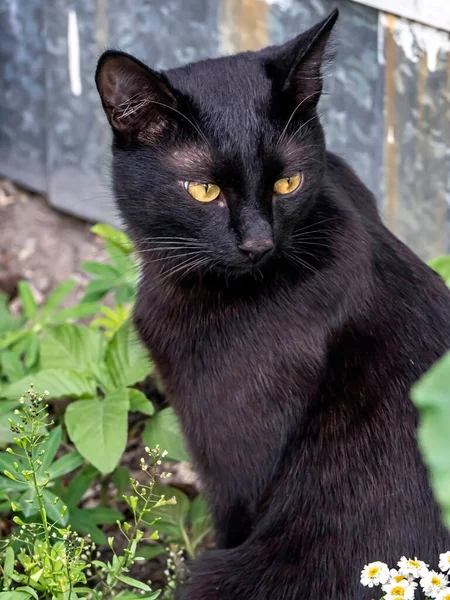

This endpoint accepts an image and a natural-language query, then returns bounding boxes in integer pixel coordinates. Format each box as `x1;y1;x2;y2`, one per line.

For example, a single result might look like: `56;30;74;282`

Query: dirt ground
0;177;108;304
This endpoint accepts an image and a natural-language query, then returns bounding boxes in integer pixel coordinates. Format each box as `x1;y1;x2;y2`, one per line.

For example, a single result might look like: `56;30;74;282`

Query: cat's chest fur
134;275;328;526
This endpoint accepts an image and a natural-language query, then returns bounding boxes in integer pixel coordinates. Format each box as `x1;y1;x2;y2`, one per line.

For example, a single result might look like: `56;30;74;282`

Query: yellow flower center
431;576;442;586
394;575;405;583
391;586;406;596
368;566;380;578
408;560;420;568
441;595;450;600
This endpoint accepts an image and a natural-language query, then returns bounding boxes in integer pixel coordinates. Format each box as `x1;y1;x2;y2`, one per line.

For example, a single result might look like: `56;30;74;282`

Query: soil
0;177;108;306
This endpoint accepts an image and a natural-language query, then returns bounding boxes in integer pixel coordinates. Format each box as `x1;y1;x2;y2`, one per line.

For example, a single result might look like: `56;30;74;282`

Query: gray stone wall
1;0;449;260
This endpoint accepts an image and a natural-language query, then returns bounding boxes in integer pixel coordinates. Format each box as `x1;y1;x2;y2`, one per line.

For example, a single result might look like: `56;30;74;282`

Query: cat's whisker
288;111;324;142
286;251;327;285
294;240;331;250
142;250;210;265
160;258;213;281
277;91;324;146
292;216;339;235
159;254;212;283
147;100;211;149
139;245;207;253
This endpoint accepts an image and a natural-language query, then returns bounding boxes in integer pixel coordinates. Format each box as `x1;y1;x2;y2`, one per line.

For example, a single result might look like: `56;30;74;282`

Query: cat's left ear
95;50;177;141
270;9;338;108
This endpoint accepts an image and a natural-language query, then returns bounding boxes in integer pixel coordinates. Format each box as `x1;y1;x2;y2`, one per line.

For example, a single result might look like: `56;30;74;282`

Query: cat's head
96;10;338;278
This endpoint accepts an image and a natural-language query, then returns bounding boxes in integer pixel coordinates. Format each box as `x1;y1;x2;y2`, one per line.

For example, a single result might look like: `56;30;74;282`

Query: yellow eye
184;181;221;203
273;172;302;195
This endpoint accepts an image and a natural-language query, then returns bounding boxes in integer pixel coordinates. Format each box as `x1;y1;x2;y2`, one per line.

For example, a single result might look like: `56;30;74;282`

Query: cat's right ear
95;51;177;141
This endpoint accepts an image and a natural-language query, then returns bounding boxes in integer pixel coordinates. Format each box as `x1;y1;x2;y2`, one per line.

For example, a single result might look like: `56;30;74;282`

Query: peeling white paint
67;10;82;97
352;0;450;33
377;13;386;65
257;0;293;10
379;13;450;71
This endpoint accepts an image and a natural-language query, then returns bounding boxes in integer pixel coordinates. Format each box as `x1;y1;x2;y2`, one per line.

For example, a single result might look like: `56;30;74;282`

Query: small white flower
383;578;416;600
437;589;450;600
440;553;450;573
420;570;448;598
361;561;390;587
387;568;414;584
398;556;429;578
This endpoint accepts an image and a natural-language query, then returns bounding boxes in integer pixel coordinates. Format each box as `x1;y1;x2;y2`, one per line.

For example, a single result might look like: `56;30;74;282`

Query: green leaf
17;282;37;321
135;545;165;560
40;280;76;320
0;410;19;445
91;224;134;254
0;329;30;351
117;575;151;592
105;321;152;388
0;450;17;472
0;593;33;600
67;507;107;545
428;255;450;287
65;390;130;473
3;369;97;400
115;593;161;600
82;278;118;303
0;351;26;382
129;389;155;416
112;466;130;494
4;545;14;578
23;332;39;369
188;494;213;548
20;488;69;525
37;425;62;471
411;350;450;527
47;451;84;480
143;408;189;462
150;484;190;541
104;239;133;273
84;506;124;524
40;324;105;371
49;302;101;324
63;464;98;507
0;294;20;334
0;472;28;491
81;261;120;278
0;400;20;416
14;589;38;600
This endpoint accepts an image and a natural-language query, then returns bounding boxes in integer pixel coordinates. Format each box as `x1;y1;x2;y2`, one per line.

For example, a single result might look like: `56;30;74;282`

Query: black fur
96;10;450;599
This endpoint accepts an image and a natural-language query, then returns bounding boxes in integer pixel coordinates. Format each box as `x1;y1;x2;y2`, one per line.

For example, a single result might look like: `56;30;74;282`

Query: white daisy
386;568;414;585
398;556;429;578
439;553;450;573
437;589;450;600
361;561;390;587
383;579;416;600
383;570;417;594
420;570;448;598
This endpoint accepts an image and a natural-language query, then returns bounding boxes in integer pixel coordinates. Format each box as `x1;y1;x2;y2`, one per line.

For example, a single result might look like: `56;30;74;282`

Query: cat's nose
238;239;274;263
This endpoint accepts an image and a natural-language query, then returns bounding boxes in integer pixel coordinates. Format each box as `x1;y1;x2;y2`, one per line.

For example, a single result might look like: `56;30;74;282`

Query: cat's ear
95;51;176;140
271;9;338;109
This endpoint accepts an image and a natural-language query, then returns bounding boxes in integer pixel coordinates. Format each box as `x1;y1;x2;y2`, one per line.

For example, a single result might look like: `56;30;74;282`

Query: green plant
0;281;100;378
411;352;450;528
0;386;163;600
81;224;138;305
0;223;213;590
409;256;450;529
1;320;154;474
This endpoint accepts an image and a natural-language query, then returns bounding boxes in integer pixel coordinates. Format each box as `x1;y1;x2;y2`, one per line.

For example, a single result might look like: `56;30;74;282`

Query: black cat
96;9;450;599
